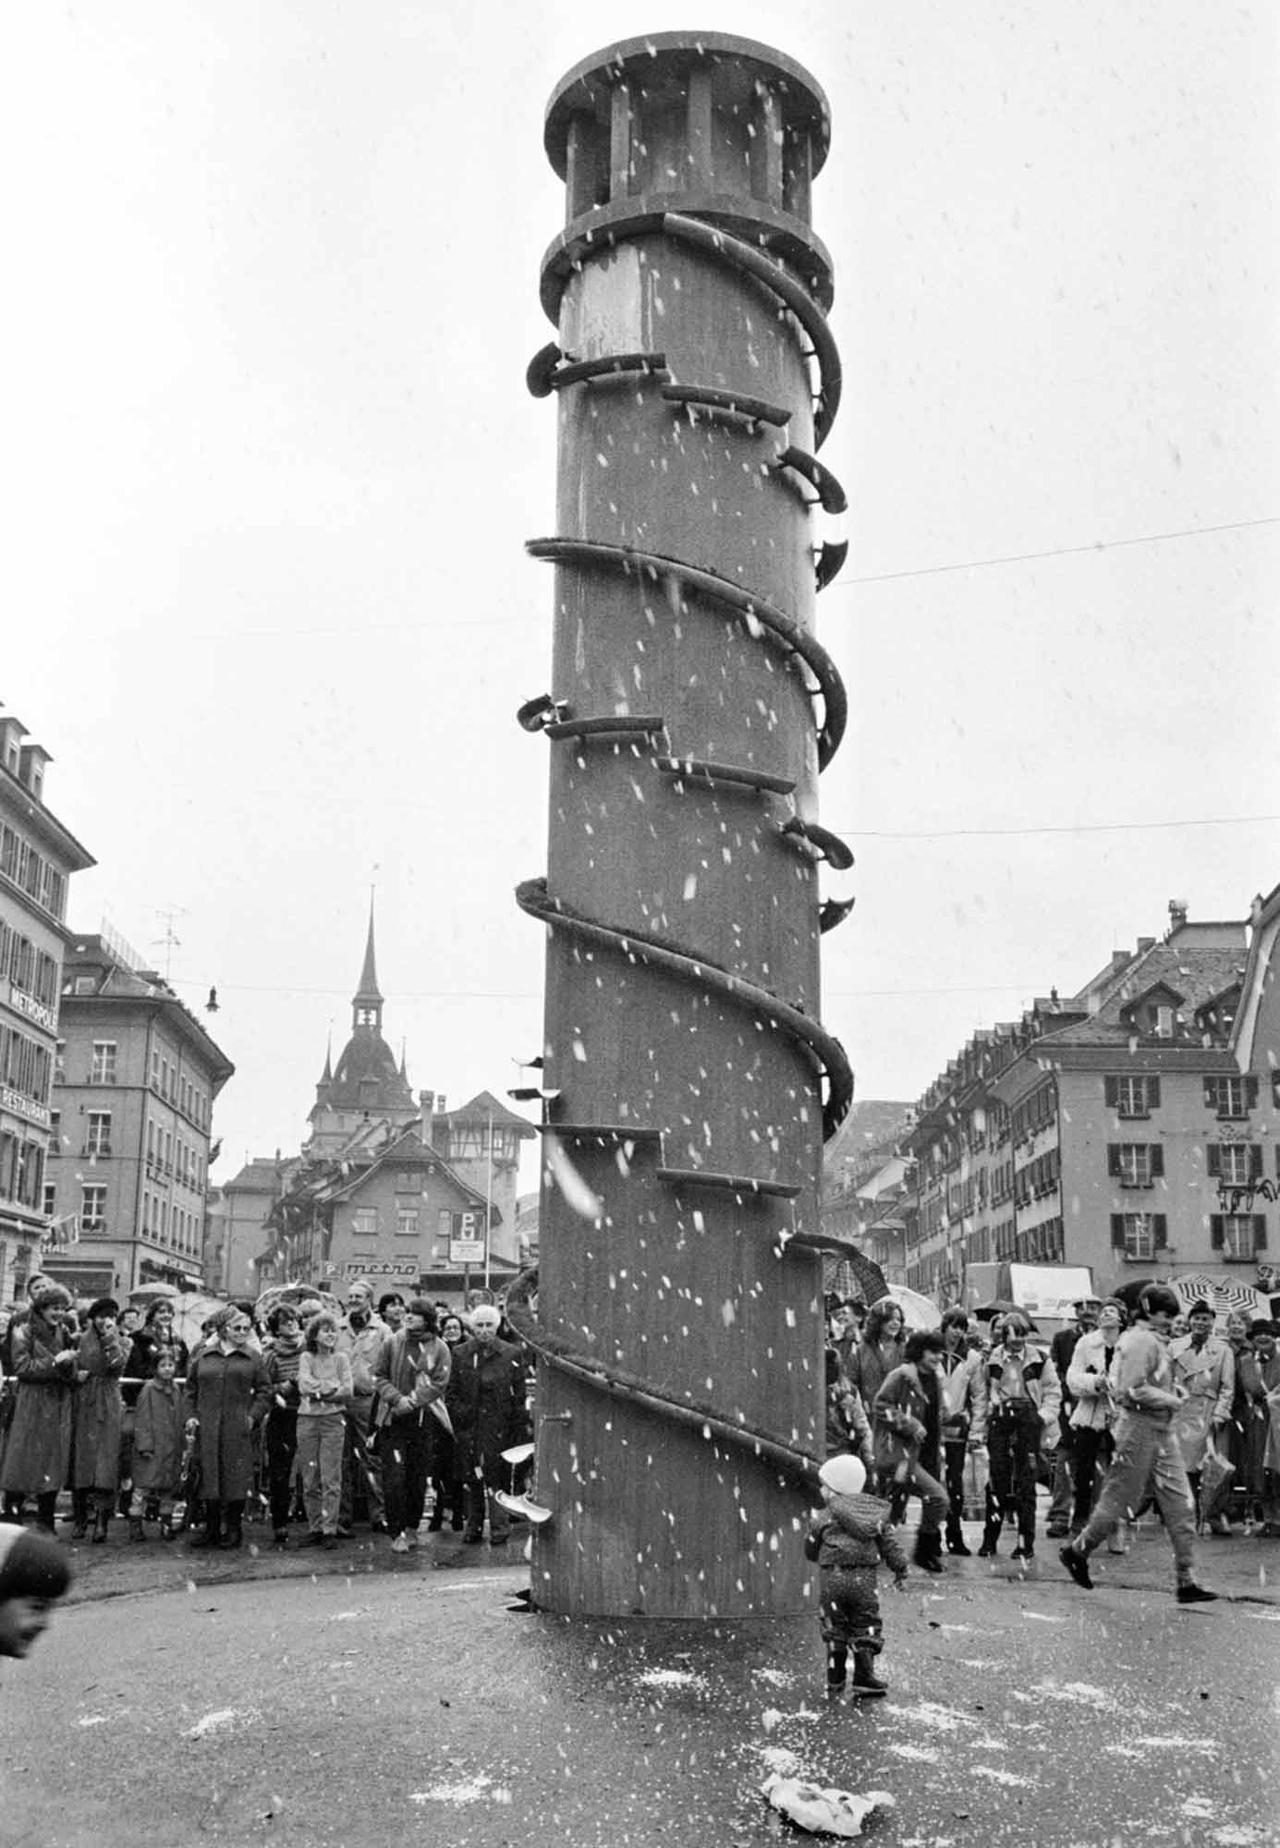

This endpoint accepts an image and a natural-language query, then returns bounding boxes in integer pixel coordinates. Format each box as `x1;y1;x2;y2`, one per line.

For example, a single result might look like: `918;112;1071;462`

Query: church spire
352;899;383;1032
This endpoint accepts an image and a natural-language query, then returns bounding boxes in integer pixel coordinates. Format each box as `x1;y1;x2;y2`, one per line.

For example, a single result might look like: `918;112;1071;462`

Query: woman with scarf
70;1299;128;1542
0;1282;80;1532
185;1303;272;1550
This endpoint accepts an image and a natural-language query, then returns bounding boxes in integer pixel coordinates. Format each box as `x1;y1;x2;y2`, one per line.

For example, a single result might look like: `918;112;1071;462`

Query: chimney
1168;898;1189;935
419;1090;435;1136
1136;937;1155;953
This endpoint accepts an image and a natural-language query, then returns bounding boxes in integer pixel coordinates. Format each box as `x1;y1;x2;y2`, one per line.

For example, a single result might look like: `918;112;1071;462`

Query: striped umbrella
1170;1272;1267;1323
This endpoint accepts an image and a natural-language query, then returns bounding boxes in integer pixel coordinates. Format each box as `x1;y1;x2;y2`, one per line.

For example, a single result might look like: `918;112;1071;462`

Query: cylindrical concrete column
518;32;851;1618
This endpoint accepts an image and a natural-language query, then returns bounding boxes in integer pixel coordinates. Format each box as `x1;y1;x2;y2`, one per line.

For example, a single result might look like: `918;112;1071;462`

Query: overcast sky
7;2;1277;1190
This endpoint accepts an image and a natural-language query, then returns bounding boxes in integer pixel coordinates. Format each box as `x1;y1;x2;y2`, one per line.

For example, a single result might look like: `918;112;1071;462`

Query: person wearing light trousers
295;1317;352;1549
1060;1285;1216;1603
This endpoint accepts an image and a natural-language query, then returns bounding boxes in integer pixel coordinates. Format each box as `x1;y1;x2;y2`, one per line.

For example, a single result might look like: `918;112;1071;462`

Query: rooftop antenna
152;905;188;980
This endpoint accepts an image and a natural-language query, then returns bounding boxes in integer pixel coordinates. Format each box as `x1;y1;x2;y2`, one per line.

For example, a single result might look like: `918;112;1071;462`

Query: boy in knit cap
804;1453;909;1699
0;1523;72;1659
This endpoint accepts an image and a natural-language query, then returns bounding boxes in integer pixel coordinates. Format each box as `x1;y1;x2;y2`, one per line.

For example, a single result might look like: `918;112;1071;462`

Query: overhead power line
840;513;1279;587
840;812;1280;841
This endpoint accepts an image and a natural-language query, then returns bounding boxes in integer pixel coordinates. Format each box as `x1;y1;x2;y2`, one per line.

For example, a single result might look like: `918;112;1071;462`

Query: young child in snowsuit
804;1452;908;1698
129;1349;186;1540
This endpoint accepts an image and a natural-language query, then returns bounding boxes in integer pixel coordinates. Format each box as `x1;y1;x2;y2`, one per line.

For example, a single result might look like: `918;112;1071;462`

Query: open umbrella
128;1281;179;1303
1169;1272;1268;1326
871;1284;940;1330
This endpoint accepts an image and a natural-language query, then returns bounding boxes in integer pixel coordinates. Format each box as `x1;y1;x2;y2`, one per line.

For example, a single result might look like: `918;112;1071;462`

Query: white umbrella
871;1284;940;1330
128;1281;179;1302
1170;1273;1268;1327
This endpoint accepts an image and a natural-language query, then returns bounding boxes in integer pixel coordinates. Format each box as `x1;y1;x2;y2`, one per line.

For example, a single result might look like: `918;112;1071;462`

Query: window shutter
1110;1214;1126;1248
1151;1145;1164;1179
1154;1214;1168;1249
1246;1076;1259;1110
1251;1144;1264;1181
1210;1215;1224;1250
1147;1076;1161;1110
1203;1077;1216;1109
1255;1215;1267;1252
1206;1145;1221;1178
1107;1145;1121;1177
1104;1076;1118;1107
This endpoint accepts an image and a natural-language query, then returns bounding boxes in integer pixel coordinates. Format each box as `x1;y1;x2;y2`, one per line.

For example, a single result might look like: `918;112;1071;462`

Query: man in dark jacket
448;1306;530;1546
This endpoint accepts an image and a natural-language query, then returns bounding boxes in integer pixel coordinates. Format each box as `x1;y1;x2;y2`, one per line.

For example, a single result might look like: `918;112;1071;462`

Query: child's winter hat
818;1454;866;1497
0;1524;72;1601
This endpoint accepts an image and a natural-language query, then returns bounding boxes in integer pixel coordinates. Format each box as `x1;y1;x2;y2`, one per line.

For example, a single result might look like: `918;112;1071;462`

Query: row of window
0;824;67;921
1107;1211;1267;1263
147;1045;210;1129
0;922;59;1011
145;1117;205;1193
1016;1148;1061;1206
350;1205;488;1244
0;1022;53;1106
1010;1083;1055;1146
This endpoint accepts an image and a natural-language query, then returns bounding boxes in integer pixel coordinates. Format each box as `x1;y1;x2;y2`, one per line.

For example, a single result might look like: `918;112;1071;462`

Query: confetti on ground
409;1775;512;1806
183;1707;261;1740
637;1668;706;1691
972;1766;1032;1787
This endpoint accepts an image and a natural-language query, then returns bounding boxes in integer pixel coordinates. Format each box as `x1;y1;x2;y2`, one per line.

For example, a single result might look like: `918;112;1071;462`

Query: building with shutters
45;934;234;1299
241;910;535;1302
0;704;95;1304
891;891;1280;1310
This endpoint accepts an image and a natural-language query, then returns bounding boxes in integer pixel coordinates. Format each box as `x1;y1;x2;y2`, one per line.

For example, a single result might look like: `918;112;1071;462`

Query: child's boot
825;1643;848;1697
128;1515;146;1542
850;1648;888;1698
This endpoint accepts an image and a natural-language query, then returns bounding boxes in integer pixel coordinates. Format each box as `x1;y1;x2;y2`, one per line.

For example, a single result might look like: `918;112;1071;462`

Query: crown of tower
352;901;383;1031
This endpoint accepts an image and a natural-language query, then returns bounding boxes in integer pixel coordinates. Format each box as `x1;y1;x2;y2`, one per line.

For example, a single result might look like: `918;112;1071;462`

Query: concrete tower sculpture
515;32;852;1618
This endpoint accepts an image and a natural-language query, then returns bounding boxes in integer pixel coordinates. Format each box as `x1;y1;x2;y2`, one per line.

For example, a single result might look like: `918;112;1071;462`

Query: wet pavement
2;1516;1279;1847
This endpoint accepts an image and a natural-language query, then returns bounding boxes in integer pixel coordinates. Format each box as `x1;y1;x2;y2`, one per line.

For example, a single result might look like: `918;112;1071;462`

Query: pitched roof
441;1090;538;1134
1054;940;1247;1046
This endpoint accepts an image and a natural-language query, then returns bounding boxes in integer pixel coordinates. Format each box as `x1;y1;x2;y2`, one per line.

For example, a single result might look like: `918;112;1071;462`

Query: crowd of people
812;1283;1280;1696
0;1277;533;1558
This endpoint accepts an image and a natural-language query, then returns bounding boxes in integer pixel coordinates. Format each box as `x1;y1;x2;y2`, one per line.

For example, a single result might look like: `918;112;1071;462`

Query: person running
1059;1285;1216;1602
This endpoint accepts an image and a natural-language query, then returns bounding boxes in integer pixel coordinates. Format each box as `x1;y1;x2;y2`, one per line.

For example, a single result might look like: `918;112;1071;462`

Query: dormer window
1154;1005;1174;1039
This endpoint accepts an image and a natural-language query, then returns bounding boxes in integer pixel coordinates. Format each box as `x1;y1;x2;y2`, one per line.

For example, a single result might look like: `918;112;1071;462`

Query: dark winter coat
131;1376;185;1495
446;1335;530;1473
844;1337;903;1414
71;1323;128;1491
872;1363;941;1474
185;1343;272;1502
0;1309;78;1494
804;1490;909;1576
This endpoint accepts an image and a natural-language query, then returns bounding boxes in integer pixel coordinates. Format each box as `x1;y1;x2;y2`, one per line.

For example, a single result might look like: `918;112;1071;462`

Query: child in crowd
804;1453;908;1699
296;1314;353;1549
0;1523;72;1660
129;1349;186;1540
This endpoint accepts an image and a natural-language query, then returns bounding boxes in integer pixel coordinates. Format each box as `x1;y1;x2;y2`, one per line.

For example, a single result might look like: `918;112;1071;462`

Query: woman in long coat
71;1299;128;1541
0;1282;80;1530
185;1303;271;1550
